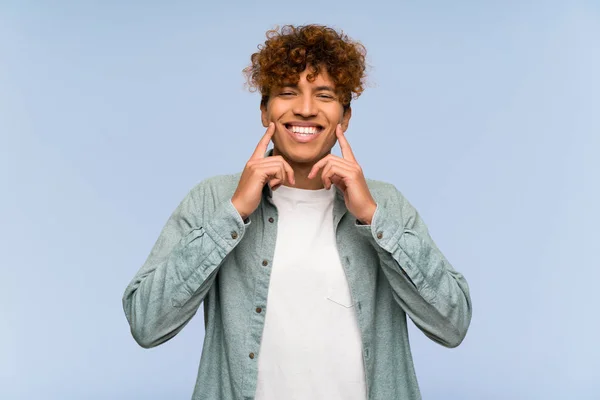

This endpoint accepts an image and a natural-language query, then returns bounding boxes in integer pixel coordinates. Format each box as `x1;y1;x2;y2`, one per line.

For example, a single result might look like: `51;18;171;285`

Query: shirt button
256;307;262;313
231;231;238;239
268;217;274;223
262;260;269;266
249;352;255;359
377;232;383;239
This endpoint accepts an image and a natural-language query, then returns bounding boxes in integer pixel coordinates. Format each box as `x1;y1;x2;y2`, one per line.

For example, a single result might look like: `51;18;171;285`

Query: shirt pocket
326;281;354;309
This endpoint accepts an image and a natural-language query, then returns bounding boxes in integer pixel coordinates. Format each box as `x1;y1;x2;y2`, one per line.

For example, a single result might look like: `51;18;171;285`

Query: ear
260;104;269;127
340;106;352;132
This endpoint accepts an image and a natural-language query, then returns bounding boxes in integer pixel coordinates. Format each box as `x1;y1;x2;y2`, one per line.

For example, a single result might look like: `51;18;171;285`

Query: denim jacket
123;166;472;400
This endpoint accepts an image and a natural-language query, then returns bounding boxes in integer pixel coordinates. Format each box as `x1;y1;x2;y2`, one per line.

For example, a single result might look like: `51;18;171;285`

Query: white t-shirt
255;185;367;400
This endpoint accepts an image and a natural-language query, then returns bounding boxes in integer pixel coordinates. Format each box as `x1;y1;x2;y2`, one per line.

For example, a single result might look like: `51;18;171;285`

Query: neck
272;147;328;190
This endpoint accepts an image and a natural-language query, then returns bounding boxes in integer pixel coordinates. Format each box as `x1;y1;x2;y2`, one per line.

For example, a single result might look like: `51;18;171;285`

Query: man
123;24;472;400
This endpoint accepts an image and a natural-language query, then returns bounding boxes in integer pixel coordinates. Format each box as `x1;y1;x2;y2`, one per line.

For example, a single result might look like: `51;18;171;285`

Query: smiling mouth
284;123;324;136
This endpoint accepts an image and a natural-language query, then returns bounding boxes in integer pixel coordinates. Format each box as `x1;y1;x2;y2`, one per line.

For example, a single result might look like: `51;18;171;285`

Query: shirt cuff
355;203;404;253
203;199;250;252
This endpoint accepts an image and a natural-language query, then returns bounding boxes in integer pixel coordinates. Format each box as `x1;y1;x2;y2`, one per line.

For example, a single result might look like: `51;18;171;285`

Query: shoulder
187;172;242;202
365;177;422;224
365;177;405;203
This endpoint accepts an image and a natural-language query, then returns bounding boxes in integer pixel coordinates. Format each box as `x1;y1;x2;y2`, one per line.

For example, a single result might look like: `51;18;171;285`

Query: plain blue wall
2;1;598;399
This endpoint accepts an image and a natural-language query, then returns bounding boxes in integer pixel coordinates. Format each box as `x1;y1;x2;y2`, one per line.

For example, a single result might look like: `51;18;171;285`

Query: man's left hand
308;124;377;225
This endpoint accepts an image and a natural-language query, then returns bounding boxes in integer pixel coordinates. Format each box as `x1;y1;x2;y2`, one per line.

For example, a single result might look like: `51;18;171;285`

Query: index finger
251;122;275;159
336;124;356;161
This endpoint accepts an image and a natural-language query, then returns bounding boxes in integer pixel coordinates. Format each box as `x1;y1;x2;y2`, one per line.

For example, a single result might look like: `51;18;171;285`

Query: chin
273;133;333;164
276;146;319;164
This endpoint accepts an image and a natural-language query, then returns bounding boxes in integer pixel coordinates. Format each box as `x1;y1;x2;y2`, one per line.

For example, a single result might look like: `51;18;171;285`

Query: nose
292;95;318;118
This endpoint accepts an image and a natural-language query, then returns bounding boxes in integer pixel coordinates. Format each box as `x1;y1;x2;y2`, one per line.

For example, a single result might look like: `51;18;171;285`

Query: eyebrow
281;84;336;92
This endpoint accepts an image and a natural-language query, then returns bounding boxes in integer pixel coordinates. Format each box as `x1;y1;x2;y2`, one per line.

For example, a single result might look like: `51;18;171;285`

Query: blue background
2;1;599;399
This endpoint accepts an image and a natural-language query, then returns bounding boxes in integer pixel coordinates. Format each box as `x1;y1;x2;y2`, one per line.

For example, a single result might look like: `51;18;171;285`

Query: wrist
231;197;248;220
359;203;377;225
358;217;372;225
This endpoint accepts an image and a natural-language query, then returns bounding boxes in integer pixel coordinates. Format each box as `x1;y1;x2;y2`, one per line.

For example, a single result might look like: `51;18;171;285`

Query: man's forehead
280;73;336;90
279;82;336;91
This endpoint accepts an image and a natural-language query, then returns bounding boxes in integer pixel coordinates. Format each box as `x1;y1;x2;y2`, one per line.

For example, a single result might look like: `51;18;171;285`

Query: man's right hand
231;123;295;219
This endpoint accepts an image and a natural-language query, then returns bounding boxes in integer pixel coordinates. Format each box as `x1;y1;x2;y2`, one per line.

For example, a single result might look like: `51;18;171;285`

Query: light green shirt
123;164;472;400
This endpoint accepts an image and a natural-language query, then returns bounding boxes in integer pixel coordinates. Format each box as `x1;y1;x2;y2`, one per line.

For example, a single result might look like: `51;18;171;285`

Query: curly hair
244;24;367;109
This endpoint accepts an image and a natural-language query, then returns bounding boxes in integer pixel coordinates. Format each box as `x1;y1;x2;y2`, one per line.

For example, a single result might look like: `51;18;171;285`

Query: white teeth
289;125;319;135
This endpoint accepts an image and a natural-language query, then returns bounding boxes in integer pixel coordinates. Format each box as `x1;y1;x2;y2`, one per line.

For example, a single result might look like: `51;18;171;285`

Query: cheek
322;130;337;147
268;102;286;119
327;107;344;124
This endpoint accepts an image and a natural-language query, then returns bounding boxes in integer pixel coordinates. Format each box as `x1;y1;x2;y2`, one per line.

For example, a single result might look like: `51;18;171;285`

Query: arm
356;185;472;348
122;182;248;348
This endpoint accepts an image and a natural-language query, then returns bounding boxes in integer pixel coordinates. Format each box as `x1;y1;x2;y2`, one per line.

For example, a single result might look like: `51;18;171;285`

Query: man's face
260;66;351;166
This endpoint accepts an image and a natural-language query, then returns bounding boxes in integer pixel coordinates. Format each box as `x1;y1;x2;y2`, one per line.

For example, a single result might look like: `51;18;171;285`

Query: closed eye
317;94;335;100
